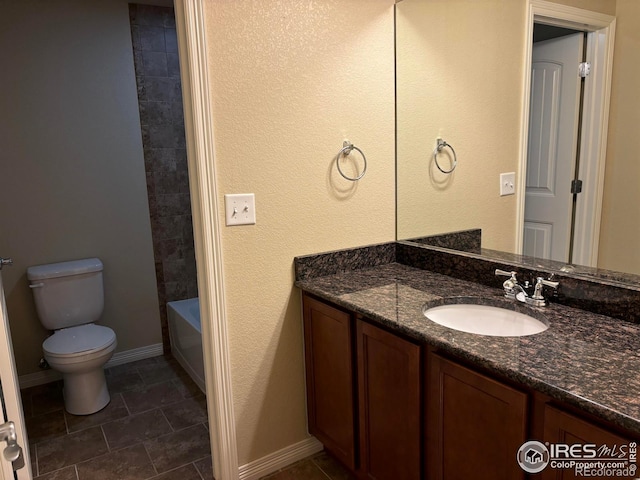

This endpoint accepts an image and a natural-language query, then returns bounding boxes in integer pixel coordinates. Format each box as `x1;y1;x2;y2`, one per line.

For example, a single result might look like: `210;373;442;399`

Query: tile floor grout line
121;389;133;416
140;437;159;479
308;457;332;480
64;392;128;436
194;454;213;479
123;395;188;418
192;458;207;480
63;404;70;435
73;441;115;480
99;423;111;453
158;405;176;433
32;442;38;478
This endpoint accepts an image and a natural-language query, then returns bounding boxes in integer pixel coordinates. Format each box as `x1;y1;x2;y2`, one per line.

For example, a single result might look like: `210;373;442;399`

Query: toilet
27;258;117;415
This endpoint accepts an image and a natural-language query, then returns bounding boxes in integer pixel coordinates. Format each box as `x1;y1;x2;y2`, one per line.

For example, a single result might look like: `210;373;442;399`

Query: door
524;33;583;262
0;266;31;480
427;353;527;480
541;405;634;480
302;295;357;471
357;320;421;480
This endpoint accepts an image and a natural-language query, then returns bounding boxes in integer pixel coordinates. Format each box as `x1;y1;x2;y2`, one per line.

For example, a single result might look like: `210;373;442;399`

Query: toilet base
61;368;110;415
44;333;117;415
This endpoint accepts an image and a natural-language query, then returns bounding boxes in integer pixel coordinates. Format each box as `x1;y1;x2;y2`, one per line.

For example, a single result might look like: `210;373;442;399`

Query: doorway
0;1;217;478
128;3;199;353
523;25;585;263
517;1;616;267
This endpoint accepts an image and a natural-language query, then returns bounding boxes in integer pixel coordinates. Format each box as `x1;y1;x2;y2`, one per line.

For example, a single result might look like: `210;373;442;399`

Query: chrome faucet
495;269;559;307
529;276;560;307
495;269;520;299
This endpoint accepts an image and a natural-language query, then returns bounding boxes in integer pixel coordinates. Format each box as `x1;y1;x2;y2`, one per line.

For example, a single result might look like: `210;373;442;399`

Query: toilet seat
43;324;116;358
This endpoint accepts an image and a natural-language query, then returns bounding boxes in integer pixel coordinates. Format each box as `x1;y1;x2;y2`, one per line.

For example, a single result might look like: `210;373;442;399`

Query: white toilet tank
27;258;104;330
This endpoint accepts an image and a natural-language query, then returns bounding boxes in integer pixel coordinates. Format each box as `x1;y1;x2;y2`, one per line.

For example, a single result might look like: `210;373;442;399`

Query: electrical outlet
224;194;256;226
500;172;516;196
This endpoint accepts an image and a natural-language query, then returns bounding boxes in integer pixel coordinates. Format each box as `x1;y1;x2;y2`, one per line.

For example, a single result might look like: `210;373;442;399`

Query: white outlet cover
500;172;516;196
224;193;256;226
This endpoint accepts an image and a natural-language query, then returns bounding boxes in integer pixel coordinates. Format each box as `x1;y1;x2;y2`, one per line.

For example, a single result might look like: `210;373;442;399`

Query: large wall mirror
396;0;640;280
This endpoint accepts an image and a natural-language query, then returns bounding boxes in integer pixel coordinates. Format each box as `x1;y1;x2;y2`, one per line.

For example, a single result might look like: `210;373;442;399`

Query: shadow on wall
129;4;198;352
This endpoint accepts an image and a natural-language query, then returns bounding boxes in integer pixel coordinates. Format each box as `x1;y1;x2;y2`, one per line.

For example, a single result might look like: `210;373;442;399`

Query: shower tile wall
129;4;197;352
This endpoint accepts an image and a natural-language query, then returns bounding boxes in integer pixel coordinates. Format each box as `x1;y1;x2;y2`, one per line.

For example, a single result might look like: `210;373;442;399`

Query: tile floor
21;354;355;480
21;355;212;480
260;452;356;480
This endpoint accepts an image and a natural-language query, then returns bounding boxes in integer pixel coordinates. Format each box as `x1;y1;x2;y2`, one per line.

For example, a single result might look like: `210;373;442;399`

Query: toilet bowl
43;323;117;415
27;258;118;415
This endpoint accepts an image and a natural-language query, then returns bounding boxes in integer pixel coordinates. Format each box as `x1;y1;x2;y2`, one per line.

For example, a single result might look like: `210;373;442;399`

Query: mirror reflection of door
524;26;584;263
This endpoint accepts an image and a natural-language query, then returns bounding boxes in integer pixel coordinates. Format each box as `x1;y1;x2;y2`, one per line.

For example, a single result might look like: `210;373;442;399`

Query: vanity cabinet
427;353;528;480
541;406;634;480
357;319;421;480
303;295;357;470
302;294;422;479
302;294;638;480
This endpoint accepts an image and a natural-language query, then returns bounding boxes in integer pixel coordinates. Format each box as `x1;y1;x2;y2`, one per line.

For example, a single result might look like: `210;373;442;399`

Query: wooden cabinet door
303;295;357;470
357;320;421;480
541;405;635;480
427;353;527;480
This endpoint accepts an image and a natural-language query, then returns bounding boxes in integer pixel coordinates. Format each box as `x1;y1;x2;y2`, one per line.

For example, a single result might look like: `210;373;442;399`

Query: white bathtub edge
167;298;205;394
171;339;206;394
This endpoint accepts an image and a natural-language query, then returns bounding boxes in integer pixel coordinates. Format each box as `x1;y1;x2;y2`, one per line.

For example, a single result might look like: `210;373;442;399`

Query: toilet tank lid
27;258;103;281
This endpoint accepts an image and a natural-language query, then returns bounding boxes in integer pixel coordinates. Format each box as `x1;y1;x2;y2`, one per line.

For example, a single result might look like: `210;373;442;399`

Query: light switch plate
500;172;516;196
224;194;256;226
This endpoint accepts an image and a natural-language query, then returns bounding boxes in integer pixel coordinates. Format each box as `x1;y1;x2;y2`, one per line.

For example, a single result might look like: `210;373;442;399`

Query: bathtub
167;298;205;393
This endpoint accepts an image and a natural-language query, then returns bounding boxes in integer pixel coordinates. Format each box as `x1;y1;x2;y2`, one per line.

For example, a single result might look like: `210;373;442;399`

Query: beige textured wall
396;0;527;252
0;0;162;376
204;0;396;465
598;0;640;274
549;0;615;15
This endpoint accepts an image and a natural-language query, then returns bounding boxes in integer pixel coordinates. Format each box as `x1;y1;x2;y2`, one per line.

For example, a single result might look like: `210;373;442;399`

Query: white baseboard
238;437;323;480
105;343;164;368
18;369;62;389
18;343;164;389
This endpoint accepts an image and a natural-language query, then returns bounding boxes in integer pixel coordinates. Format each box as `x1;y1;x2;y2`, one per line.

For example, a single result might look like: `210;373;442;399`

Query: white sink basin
423;303;548;337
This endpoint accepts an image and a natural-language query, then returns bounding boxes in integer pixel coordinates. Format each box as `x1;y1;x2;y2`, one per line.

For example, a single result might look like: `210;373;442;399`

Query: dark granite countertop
295;262;640;438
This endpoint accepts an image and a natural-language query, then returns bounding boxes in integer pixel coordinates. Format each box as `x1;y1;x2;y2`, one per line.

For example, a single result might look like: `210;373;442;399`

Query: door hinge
571;179;583;194
579;62;591;78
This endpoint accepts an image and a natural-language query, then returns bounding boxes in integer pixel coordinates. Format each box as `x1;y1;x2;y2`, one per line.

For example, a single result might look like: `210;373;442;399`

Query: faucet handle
530;276;560;305
495;269;518;287
495;269;517;278
536;277;559;289
495;269;519;299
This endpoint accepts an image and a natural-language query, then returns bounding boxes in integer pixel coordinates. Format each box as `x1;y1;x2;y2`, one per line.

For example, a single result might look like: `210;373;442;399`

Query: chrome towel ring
433;138;457;174
336;141;367;181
